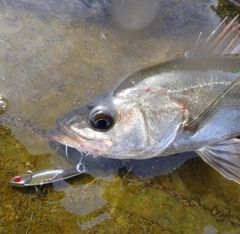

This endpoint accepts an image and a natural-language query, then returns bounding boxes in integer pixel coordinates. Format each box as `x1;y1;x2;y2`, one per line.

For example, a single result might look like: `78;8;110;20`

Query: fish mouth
48;120;113;156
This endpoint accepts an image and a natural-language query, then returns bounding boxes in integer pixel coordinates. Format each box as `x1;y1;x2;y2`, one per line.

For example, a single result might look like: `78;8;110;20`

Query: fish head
49;81;188;159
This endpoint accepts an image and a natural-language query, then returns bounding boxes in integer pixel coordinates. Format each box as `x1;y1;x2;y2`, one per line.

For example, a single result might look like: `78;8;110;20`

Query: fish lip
48;119;112;155
48;127;85;150
51;119;88;146
56;119;79;140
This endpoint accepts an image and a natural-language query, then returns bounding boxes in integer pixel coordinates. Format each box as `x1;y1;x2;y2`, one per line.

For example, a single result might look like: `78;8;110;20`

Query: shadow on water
1;0;240;233
50;142;197;178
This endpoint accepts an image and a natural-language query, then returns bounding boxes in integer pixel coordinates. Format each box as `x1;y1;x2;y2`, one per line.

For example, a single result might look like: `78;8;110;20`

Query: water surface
1;0;240;233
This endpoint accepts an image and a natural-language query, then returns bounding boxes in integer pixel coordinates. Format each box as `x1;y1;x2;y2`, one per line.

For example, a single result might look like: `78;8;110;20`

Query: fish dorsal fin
185;15;240;59
185;75;240;132
196;138;240;184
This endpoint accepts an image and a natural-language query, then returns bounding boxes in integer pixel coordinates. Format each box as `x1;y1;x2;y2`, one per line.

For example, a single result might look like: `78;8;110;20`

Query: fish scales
138;59;240;117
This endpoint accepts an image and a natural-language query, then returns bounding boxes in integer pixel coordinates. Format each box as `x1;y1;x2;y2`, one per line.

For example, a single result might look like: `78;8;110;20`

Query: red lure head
13;176;23;183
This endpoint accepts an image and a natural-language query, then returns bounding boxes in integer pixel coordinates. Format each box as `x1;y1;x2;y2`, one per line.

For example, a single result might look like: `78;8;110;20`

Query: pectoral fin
184;75;240;132
196;138;240;184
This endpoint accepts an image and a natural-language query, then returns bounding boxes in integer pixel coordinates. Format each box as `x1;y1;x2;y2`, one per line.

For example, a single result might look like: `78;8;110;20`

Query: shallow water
1;0;240;233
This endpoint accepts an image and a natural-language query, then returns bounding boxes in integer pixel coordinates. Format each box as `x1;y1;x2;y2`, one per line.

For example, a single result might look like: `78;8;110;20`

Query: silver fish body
49;17;240;184
137;58;240;155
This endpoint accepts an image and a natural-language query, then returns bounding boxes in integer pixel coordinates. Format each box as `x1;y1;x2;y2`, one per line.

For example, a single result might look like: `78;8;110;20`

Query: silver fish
49;16;240;184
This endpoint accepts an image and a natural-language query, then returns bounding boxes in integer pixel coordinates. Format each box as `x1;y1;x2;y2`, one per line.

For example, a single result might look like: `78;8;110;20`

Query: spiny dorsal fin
185;15;240;59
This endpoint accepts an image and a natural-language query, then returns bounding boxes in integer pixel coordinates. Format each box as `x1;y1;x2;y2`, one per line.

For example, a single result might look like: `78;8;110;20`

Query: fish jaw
48;122;113;156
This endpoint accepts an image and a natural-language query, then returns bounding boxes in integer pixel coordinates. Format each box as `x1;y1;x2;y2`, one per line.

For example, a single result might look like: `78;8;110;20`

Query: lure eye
88;106;114;131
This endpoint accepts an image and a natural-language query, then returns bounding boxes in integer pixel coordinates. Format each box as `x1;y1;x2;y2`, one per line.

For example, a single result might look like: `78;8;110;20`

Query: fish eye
88;106;114;131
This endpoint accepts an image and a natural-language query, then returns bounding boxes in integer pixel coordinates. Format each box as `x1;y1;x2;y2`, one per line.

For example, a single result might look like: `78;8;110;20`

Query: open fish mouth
48;122;113;156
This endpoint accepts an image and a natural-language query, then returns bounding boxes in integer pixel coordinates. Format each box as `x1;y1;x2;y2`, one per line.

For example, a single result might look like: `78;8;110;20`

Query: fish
48;16;240;184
